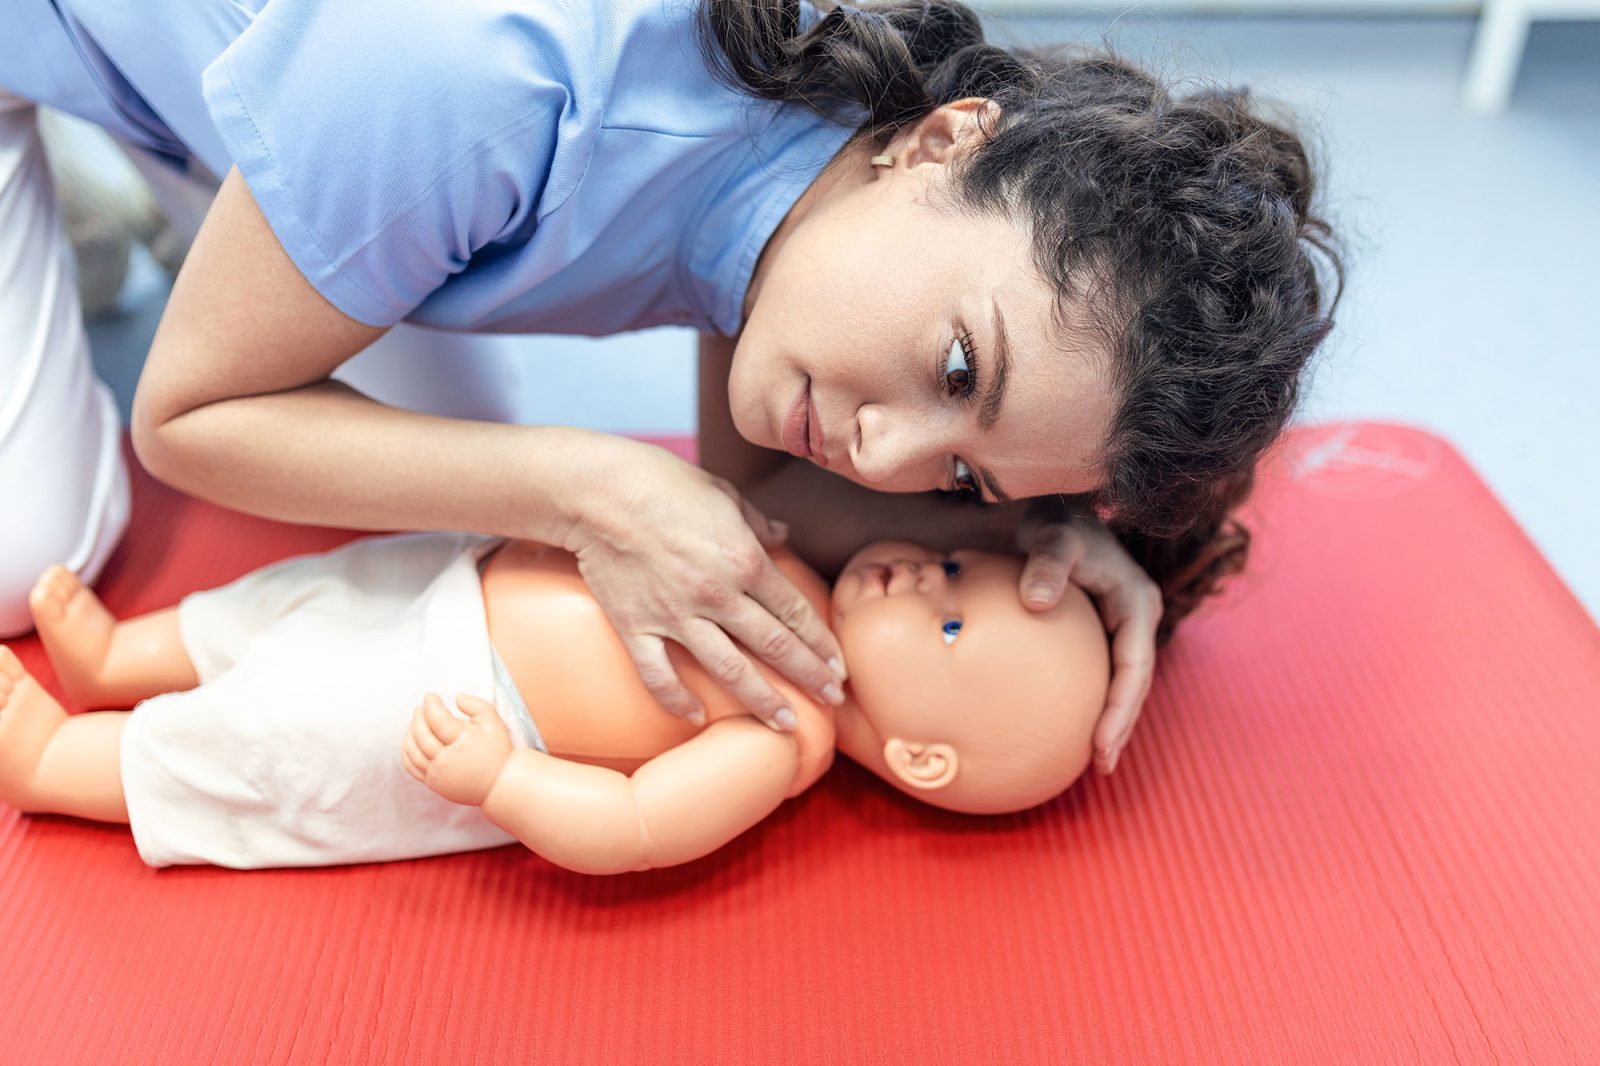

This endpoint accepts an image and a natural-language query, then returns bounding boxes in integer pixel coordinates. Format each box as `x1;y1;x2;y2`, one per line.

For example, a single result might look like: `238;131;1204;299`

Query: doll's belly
479;542;701;770
497;643;702;772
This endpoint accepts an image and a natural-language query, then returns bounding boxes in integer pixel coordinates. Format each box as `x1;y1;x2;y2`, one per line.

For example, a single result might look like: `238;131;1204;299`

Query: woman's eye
941;559;961;577
952;459;980;498
941;619;963;645
944;337;972;396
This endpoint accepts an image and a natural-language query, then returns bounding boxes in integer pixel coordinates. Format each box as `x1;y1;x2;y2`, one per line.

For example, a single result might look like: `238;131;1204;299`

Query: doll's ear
882;739;959;792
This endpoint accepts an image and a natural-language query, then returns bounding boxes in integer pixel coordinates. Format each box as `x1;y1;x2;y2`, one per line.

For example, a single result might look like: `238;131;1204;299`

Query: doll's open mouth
860;563;890;595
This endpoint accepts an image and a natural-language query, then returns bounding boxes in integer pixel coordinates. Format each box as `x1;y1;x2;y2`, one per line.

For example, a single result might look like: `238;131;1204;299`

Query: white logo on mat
1284;423;1442;500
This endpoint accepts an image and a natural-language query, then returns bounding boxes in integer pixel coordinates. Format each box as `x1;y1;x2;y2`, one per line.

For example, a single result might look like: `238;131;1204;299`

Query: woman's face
727;100;1115;503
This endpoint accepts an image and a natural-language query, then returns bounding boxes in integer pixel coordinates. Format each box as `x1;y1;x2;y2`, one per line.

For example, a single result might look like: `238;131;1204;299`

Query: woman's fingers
620;633;707;726
567;437;849;731
711;476;788;549
1095;593;1161;774
676;618;799;732
621;583;838;732
1017;527;1085;610
1017;513;1164;775
569;435;844;726
745;554;847;684
1016;513;1095;610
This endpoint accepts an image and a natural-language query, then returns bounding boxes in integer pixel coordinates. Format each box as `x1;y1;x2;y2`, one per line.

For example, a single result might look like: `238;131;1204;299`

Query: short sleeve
201;0;597;327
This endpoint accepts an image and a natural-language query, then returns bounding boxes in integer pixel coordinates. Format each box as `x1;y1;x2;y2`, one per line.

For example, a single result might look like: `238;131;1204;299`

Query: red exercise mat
2;422;1597;1064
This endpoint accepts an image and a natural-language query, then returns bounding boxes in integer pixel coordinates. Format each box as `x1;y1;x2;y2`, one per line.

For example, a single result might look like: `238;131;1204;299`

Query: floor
85;14;1600;623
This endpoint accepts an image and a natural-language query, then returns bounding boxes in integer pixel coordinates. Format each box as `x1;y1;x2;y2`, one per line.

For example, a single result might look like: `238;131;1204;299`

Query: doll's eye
942;619;963;645
941;559;961;577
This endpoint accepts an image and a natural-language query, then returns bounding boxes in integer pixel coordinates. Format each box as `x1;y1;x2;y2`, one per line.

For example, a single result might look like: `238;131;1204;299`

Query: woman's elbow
128;372;199;490
127;392;165;482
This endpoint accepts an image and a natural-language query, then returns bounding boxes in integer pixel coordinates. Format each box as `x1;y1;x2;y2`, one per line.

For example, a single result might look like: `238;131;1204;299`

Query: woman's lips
782;379;829;466
807;388;827;467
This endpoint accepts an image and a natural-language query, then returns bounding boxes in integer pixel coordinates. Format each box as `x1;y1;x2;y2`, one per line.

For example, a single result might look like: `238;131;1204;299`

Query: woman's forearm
127;168;618;546
135;378;596;544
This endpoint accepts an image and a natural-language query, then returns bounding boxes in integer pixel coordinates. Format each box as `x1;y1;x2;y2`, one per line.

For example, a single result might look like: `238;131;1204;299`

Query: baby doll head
827;540;1111;815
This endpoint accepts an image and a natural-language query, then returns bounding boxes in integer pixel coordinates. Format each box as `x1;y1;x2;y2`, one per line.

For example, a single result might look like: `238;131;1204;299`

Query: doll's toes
0;646;23;683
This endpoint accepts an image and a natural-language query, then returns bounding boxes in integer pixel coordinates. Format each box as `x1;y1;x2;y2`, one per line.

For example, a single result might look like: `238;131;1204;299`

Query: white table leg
1464;0;1533;113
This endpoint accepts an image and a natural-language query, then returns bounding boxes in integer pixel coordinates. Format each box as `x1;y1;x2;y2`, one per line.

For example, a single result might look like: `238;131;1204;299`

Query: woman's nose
853;404;943;488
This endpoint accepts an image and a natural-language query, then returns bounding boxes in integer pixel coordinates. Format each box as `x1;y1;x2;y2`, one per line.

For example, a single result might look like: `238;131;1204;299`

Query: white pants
0;89;129;637
0;88;536;638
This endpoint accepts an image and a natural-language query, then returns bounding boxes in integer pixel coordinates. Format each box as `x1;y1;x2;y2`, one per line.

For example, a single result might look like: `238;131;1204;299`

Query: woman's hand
1015;510;1163;776
561;435;847;732
403;692;512;806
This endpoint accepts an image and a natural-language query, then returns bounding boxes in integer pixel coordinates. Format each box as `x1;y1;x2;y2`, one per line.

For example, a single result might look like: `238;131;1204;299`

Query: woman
0;0;1341;776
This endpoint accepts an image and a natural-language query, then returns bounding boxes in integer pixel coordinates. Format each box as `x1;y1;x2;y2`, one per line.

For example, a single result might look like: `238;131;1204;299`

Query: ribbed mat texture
1;422;1596;1064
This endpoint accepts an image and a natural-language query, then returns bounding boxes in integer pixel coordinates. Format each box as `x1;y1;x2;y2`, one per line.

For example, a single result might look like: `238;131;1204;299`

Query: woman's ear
882;738;959;791
897;98;997;168
944;97;1004;155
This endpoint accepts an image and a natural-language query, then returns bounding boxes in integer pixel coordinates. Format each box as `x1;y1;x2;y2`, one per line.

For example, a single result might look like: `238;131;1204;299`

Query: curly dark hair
694;0;1345;645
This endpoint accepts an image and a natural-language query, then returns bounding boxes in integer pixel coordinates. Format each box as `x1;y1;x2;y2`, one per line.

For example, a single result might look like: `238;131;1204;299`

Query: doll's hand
1016;510;1162;776
402;692;512;806
562;434;846;732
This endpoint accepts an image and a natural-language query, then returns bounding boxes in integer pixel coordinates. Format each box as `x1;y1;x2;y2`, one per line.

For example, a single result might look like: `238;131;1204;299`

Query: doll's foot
28;565;116;706
0;646;68;811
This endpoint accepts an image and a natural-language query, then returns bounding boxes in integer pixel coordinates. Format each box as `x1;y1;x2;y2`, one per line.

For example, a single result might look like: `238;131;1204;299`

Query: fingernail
1027;582;1053;606
771;520;789;539
828;657;848;682
687;709;706;727
821;682;844;706
771;707;798;732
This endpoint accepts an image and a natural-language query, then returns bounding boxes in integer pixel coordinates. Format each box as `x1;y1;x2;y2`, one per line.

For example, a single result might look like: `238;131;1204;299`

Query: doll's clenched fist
402;692;512;806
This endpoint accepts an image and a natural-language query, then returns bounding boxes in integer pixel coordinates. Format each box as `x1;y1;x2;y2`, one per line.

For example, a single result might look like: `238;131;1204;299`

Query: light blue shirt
1;0;859;336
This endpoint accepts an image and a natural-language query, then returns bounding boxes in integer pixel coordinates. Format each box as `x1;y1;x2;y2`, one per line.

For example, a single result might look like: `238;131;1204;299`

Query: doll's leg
0;646;127;822
28;565;198;709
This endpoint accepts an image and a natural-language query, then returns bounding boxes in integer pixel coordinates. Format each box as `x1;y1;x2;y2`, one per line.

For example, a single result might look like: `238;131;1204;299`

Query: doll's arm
480;716;799;875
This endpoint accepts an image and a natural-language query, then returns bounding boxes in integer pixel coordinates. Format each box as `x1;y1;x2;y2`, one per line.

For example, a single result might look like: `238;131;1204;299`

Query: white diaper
119;530;540;869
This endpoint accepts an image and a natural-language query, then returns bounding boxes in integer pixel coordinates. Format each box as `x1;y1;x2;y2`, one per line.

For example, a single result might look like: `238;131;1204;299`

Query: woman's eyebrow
973;296;1015;504
979;295;1011;433
975;462;1011;505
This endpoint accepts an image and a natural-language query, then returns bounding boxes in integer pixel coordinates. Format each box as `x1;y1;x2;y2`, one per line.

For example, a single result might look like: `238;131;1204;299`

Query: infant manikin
0;530;1109;874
